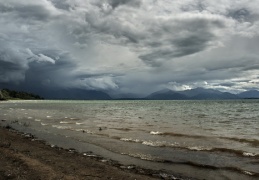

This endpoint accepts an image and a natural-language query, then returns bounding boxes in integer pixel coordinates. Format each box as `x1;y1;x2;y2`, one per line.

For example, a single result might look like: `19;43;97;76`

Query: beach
0;126;162;180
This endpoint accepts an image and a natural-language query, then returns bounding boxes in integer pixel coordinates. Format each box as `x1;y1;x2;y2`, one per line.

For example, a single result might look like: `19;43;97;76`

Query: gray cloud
0;43;29;83
136;16;226;66
218;82;236;87
0;1;59;21
0;0;259;96
107;0;141;9
50;0;73;11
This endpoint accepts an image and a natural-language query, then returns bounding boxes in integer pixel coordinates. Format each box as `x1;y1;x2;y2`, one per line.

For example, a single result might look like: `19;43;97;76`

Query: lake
1;100;259;179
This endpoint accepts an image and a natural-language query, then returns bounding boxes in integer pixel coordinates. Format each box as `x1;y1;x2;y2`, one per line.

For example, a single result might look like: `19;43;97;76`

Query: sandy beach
0;126;161;180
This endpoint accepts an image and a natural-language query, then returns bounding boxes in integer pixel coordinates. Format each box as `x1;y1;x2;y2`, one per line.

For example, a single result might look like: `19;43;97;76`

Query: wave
120;138;142;143
219;137;259;147
243;152;258;157
52;125;71;130
60;121;74;124
119;137;259;158
121;152;155;161
171;161;259;177
110;128;132;131
76;122;84;125
150;131;259;148
72;128;93;134
150;131;206;139
149;131;259;147
150;131;163;135
69;118;80;120
123;152;259;177
142;140;168;147
196;147;259;158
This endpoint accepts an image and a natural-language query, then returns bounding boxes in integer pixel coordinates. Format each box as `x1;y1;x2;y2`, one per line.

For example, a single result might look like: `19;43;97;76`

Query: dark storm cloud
108;0;141;9
76;72;122;80
242;64;259;71
140;32;216;66
228;8;250;21
50;0;72;11
25;58;73;88
0;61;26;83
227;8;259;23
92;0;141;10
82;9;144;45
0;61;23;72
0;1;57;21
137;16;225;66
218;82;236;87
175;34;213;53
0;42;29;83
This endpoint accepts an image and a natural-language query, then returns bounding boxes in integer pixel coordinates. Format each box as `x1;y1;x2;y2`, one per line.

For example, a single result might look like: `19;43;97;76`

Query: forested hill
0;89;43;100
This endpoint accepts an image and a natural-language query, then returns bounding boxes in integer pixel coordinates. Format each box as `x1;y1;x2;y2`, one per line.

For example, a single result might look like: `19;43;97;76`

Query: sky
0;0;259;97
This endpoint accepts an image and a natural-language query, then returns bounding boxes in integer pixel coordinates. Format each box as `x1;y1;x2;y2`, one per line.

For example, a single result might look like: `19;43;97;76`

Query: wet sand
0;125;191;180
0;126;161;180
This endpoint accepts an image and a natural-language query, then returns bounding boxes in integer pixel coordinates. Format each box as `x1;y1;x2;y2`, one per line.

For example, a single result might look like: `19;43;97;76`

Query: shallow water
1;100;259;179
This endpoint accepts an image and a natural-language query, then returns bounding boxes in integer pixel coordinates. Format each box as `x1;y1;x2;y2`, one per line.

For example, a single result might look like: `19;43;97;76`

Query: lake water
0;100;259;179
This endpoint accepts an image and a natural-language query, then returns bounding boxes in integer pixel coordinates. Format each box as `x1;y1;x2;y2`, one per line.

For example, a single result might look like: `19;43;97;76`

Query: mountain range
1;87;259;100
145;88;259;100
238;90;259;99
25;88;259;100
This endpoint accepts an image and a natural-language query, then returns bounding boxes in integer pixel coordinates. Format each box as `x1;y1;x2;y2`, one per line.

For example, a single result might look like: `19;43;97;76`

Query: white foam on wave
243;171;255;176
142;140;167;147
120;138;178;148
76;122;84;125
41;123;48;126
120;137;213;151
128;153;154;161
86;154;97;157
35;119;41;122
52;125;71;129
187;146;212;151
46;116;52;118
27;117;33;119
120;138;142;143
142;141;157;146
73;128;93;134
150;131;163;135
60;121;74;124
243;152;257;157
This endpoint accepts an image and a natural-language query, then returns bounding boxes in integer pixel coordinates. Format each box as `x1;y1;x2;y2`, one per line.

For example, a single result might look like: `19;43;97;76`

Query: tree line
0;89;43;100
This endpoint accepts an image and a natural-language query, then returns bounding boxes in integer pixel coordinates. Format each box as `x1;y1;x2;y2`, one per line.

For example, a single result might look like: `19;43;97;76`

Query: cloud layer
0;0;259;95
